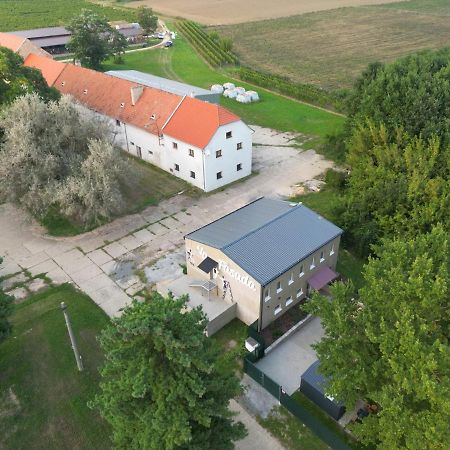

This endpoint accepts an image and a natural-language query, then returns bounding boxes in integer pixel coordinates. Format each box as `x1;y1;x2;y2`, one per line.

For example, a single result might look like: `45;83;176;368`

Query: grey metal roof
186;198;343;286
11;27;70;39
106;70;213;98
29;36;70;48
186;198;293;249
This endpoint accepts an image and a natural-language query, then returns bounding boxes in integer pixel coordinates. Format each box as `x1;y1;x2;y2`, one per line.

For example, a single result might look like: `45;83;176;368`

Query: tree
67;10;115;69
0;47;59;106
306;227;450;449
339;123;449;256
109;29;127;64
92;293;246;449
137;6;158;36
0;258;14;342
57;139;124;225
0;93;126;226
346;48;450;145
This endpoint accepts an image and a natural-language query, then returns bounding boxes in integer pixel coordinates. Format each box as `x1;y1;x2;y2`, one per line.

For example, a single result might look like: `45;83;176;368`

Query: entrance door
136;145;142;158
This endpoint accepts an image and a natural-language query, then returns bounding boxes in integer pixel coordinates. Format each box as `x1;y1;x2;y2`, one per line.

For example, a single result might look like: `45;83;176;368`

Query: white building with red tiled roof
23;54;253;192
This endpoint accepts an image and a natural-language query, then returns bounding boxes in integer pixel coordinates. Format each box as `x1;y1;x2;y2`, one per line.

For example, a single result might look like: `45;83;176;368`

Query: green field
214;3;450;90
380;0;450;15
0;284;111;449
104;30;344;138
0;0;135;31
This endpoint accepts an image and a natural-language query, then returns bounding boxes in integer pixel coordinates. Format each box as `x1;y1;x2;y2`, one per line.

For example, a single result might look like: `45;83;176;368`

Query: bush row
177;20;238;67
238;66;343;111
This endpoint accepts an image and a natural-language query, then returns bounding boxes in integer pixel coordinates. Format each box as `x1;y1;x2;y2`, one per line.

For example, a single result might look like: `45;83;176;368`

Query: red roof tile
20;54;242;148
24;53;66;86
0;32;25;52
163;96;240;149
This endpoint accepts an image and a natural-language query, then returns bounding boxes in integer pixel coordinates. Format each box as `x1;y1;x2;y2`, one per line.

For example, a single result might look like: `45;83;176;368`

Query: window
264;288;271;302
115;119;120;126
299;265;304;277
148;150;153;155
130;141;135;146
286;296;293;307
216;149;222;158
288;272;294;285
297;288;303;298
226;131;232;139
310;257;316;270
174;164;180;171
330;243;335;255
120;102;125;108
136;146;142;158
320;251;325;262
237;142;243;150
274;305;282;315
189;149;194;157
172;142;178;149
276;281;282;293
190;171;195;179
83;89;88;95
237;163;242;171
216;171;223;180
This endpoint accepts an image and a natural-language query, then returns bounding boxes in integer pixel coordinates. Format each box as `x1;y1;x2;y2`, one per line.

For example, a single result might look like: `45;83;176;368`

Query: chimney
131;85;144;106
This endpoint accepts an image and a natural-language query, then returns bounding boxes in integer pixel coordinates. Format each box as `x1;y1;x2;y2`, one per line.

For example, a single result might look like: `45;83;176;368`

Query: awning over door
197;256;218;274
308;266;338;291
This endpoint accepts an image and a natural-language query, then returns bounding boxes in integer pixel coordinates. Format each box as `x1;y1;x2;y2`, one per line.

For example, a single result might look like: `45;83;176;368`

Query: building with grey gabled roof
185;197;343;331
106;70;220;104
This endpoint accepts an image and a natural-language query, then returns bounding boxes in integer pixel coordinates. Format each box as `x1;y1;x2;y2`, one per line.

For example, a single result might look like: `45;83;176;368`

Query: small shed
300;360;345;420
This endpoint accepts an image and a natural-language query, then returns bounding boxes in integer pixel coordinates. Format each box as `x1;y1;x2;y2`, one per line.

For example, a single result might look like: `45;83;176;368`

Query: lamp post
61;302;83;372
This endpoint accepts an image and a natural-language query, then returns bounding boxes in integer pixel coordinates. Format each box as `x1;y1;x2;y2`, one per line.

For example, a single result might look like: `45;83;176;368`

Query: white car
157;32;165;39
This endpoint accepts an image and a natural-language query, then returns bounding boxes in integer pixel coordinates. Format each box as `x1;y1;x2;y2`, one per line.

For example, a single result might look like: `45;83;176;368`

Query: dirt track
124;0;407;25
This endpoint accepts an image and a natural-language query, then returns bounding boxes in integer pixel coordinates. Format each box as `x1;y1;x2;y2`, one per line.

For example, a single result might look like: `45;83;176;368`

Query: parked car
157;32;165;39
165;40;173;47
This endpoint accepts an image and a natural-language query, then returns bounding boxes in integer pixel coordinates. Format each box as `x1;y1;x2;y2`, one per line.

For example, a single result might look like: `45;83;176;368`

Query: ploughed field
122;0;407;25
214;4;450;90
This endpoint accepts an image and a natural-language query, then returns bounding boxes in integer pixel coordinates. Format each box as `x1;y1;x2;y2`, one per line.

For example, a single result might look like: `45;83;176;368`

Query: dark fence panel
244;356;354;450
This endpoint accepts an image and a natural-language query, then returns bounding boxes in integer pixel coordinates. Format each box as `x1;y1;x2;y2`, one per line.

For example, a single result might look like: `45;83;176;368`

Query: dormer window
83;89;88;95
61;81;65;86
120;102;125;108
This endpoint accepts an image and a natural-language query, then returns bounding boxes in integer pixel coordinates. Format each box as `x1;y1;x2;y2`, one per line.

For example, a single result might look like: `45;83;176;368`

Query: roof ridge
185;197;265;242
221;202;301;250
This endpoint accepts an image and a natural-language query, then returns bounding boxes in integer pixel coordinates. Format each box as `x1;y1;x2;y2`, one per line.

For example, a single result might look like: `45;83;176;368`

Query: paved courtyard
0;126;333;319
256;316;324;395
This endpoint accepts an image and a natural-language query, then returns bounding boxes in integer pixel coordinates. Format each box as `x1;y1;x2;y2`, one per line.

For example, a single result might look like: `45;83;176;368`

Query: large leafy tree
0;258;14;342
137;6;158;35
67;10;116;69
0;47;59;106
306;227;450;449
346;48;450;144
0;93;125;226
340;123;449;256
92;293;246;449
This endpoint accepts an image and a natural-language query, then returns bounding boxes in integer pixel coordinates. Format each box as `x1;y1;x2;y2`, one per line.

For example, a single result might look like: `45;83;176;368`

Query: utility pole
61;302;83;371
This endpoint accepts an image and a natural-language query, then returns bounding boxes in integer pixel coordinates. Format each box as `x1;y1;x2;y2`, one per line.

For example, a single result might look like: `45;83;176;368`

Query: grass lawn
0;0;135;31
0;284;111;449
103;28;344;139
41;152;200;236
211;319;248;375
214;4;450;90
258;405;329;450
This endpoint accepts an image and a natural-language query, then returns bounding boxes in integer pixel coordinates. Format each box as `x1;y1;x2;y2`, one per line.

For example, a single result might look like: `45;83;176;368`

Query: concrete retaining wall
207;302;237;336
